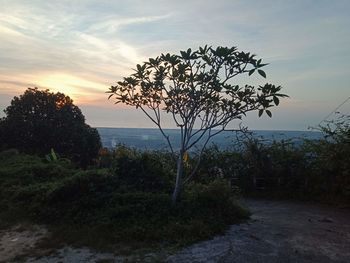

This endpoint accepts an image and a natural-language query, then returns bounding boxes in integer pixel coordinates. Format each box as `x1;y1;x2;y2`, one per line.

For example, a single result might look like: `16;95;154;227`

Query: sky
0;0;349;131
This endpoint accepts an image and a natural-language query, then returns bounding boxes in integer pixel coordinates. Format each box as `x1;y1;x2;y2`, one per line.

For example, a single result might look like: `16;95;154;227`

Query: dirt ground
168;199;350;262
1;199;350;262
0;224;48;263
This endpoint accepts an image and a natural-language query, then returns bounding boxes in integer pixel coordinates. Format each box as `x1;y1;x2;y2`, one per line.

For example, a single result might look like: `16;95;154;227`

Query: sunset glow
37;73;107;103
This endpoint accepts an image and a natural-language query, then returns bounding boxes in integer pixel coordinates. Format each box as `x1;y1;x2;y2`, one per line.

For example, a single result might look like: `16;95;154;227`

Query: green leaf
259;63;268;68
258;69;266;78
248;69;255;76
51;148;57;161
273;96;280;106
258;109;263;117
266;110;272;117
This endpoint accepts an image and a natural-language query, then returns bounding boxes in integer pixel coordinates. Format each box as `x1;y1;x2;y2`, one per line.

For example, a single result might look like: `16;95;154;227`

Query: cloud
87;14;171;34
0;2;165;105
0;0;350;129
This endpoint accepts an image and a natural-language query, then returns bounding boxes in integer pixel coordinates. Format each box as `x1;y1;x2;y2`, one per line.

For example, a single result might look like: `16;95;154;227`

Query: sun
37;73;106;103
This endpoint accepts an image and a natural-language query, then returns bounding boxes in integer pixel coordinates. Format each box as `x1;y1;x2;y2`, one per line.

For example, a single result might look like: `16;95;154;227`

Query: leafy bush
0;149;249;246
0;150;75;186
301;114;350;202
239;138;307;196
183;179;249;223
0;150;78;221
99;145;174;193
192;116;350;204
231;136;348;202
192;145;241;183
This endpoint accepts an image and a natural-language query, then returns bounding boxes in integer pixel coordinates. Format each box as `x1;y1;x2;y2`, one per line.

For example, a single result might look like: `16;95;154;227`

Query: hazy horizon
94;126;321;132
96;127;322;150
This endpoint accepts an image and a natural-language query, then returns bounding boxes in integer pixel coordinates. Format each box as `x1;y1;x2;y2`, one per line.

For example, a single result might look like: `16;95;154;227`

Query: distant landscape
97;128;323;150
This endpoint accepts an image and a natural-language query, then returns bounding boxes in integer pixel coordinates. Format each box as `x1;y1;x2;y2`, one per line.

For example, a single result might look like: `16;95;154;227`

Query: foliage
0;88;101;167
111;146;174;192
191;116;350;204
108;45;287;203
303;113;350;201
191;144;242;183
97;145;175;192
0;149;77;222
237;137;307;196
0;149;248;247
183;179;248;224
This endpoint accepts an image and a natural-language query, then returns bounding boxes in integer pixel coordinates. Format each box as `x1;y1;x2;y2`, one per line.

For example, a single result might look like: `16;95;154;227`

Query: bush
0;150;75;186
193;145;241;183
240;138;307;196
301;114;350;202
104;145;174;193
189;121;350;205
234;135;349;202
183;179;249;223
0;150;78;221
0;149;249;247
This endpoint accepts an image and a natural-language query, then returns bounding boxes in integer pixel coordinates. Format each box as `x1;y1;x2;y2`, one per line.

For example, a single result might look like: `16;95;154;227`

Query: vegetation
302;113;350;202
0;86;249;251
0;112;349;253
0;147;249;249
0;88;101;167
193;114;350;204
108;45;287;203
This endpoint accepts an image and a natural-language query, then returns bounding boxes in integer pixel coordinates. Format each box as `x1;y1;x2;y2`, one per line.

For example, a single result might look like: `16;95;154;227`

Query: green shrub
301;114;350;202
110;146;174;192
0;151;78;221
0;148;249;247
192;145;242;183
184;179;249;222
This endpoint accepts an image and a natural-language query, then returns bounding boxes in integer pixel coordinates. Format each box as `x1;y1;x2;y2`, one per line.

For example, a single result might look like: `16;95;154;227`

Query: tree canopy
108;45;288;203
0;88;101;166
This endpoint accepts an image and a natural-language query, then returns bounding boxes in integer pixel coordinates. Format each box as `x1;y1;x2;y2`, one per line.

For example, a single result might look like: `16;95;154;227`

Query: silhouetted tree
108;46;287;203
0;88;101;167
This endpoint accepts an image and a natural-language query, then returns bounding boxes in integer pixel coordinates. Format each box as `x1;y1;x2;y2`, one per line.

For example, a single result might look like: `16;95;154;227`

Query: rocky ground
1;199;350;263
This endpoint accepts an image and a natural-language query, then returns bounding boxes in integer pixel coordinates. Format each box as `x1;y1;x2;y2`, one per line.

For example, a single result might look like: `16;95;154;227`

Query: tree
0;88;101;167
108;45;287;203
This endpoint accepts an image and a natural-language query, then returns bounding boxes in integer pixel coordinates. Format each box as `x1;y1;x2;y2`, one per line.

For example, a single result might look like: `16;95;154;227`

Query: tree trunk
172;151;184;205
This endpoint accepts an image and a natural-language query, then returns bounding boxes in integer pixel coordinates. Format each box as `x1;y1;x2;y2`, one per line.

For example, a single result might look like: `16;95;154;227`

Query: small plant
45;148;58;162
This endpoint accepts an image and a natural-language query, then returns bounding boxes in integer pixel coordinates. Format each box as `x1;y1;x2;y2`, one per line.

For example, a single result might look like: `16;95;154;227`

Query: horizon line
94;126;320;133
